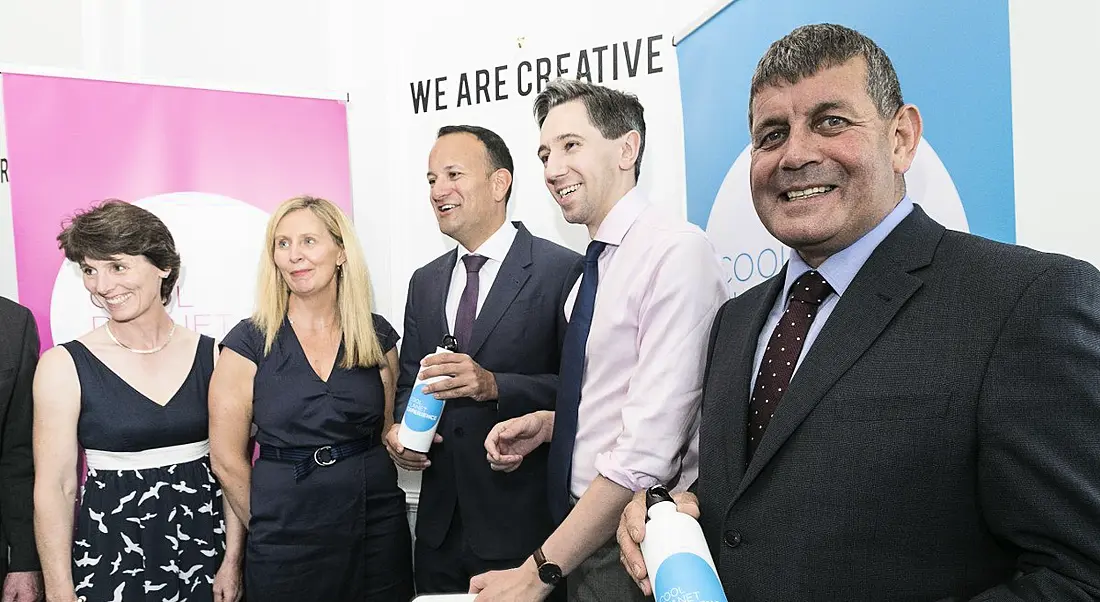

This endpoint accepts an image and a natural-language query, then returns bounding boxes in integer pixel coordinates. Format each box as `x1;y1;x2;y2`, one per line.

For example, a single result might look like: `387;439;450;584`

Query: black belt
258;431;379;481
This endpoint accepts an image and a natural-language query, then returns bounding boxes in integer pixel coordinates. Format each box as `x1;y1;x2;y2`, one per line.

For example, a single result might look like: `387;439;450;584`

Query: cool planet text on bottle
661;588;721;602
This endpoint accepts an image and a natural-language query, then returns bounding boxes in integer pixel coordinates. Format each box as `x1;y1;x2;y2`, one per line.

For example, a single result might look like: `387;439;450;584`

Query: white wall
0;0;1097;500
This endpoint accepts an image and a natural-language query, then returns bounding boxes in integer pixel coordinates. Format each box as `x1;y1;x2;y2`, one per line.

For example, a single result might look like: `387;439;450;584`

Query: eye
818;116;849;130
305;237;316;245
275;239;289;249
564;141;578;151
448;171;461;180
427;177;436;185
112;264;127;273
755;129;787;150
81;266;95;276
538;153;549;165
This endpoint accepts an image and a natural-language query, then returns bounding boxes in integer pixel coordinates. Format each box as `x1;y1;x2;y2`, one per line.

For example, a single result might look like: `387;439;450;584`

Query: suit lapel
717;270;786;498
465;222;532;358
735;206;944;497
436;250;458;341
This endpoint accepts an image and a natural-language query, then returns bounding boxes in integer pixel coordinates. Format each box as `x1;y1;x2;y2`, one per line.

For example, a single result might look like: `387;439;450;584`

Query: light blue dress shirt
749;197;915;394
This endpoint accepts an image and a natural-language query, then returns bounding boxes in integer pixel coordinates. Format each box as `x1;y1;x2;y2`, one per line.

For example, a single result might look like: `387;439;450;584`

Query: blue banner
677;0;1013;294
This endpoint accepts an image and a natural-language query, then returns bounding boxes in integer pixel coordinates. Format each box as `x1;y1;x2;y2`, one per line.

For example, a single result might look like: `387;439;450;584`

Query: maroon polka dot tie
747;270;834;458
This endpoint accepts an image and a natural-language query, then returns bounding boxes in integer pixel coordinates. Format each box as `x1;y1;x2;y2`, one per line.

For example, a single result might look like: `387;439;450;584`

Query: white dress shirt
445;221;519;334
564;188;729;497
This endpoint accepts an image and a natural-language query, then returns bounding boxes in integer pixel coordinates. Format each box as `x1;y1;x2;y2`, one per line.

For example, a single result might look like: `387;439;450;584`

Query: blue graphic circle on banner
675;0;1014;296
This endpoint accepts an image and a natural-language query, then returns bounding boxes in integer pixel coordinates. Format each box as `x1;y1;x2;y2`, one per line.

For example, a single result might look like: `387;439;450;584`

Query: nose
94;272;115;296
431;180;453;203
543;153;568;184
778;127;822;171
287;241;304;262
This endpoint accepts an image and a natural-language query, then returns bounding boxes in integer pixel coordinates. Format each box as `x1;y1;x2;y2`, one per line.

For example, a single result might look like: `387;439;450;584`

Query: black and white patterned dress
64;337;226;602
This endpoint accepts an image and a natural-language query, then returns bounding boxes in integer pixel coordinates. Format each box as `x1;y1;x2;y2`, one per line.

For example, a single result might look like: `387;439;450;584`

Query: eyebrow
537;133;584;155
753;100;854;135
427;163;466;177
809;100;851;117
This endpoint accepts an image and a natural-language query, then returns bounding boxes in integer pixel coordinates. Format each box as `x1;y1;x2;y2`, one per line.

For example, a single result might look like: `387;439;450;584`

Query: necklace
105;321;176;354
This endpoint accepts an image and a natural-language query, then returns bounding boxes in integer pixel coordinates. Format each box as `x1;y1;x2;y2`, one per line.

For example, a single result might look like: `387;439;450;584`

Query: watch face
538;562;562;586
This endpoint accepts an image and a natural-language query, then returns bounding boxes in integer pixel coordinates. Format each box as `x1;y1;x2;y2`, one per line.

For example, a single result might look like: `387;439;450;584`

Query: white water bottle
640;485;728;602
397;336;458;453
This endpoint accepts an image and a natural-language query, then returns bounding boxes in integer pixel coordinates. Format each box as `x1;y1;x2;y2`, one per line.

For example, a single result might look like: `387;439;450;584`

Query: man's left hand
419;353;498;401
2;571;43;602
469;559;553;601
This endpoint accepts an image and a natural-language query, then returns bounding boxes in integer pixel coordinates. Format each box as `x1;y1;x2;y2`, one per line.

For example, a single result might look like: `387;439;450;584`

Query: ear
618;130;642;175
337;249;347;267
490;168;512;203
891;104;922;175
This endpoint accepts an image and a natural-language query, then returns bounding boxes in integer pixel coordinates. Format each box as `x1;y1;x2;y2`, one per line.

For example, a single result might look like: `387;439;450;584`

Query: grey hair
533;78;646;181
749;23;904;127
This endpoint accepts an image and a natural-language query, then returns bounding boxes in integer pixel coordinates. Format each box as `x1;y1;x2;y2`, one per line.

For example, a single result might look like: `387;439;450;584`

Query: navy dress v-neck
63;336;226;602
220;314;412;602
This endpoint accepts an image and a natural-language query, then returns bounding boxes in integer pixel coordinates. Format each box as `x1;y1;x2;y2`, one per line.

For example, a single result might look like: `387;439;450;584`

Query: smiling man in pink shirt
470;79;729;602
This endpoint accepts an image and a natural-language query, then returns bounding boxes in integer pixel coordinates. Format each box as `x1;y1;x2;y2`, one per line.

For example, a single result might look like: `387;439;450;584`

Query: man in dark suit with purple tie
384;125;581;596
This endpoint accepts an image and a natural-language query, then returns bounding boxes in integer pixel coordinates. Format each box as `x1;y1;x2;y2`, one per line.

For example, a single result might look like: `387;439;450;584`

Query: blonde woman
209;196;412;601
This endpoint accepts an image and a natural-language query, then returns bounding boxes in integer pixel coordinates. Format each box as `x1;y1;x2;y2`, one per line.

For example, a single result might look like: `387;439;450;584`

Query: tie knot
462;254;488;273
585;241;607;264
789;270;833;305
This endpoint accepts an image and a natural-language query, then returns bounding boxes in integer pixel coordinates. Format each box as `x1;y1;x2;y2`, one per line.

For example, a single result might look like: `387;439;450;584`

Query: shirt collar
784;196;915;298
457;221;518;263
592;186;648;247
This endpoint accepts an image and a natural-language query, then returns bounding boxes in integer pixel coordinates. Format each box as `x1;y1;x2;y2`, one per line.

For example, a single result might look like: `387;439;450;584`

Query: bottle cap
645;485;674;522
440;334;458;352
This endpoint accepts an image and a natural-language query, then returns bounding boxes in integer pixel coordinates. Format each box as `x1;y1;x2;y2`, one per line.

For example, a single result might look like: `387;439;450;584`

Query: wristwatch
533;546;563;587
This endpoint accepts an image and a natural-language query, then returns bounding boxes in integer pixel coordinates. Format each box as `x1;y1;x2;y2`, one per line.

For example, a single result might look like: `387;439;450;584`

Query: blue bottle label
403;383;444;432
653;552;728;602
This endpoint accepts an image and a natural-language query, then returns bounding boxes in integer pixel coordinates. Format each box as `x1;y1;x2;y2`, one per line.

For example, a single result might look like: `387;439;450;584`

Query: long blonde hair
252;196;384;368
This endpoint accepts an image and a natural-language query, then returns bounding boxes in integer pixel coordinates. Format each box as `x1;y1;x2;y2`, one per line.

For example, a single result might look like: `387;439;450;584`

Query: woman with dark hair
32;200;244;602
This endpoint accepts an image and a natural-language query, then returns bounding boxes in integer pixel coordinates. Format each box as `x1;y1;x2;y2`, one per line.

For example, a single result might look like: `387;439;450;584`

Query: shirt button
454;427;465;438
724;530;742;548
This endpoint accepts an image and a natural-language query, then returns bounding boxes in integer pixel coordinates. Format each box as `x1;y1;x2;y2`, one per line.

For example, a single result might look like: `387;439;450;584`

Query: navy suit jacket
396;222;582;560
698;206;1100;600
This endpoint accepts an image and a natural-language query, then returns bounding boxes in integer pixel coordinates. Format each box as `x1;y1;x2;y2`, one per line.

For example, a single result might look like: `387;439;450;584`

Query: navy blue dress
220;315;413;602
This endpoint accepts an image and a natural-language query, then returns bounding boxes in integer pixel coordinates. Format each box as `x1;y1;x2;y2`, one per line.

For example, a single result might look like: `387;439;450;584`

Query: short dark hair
437;125;515;204
749;23;904;127
533;78;646;181
57;199;181;305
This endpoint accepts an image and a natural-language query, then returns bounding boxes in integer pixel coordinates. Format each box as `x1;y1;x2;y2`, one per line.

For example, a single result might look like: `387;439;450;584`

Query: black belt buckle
313;445;336;467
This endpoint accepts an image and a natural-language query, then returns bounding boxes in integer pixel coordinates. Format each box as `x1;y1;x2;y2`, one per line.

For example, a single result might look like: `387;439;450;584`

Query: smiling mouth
557;184;581;198
104;293;133;306
438;204;458;213
784;186;836;201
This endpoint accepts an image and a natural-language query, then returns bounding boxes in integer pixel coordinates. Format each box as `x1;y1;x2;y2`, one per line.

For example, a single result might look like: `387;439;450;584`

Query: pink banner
1;73;353;350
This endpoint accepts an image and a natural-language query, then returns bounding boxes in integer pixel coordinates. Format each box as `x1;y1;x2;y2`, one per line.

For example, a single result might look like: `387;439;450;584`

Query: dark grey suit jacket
396;222;582;560
697;206;1100;600
0;297;40;578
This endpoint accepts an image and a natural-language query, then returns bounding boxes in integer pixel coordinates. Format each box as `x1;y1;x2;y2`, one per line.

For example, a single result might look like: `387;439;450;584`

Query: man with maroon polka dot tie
619;23;1100;600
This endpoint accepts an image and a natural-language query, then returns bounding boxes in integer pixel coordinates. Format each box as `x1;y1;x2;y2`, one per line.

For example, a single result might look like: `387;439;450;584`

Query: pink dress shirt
564;188;729;497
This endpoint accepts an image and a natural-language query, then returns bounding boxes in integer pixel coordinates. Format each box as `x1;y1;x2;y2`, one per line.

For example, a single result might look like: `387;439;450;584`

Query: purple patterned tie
748;270;833;457
454;254;488;353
